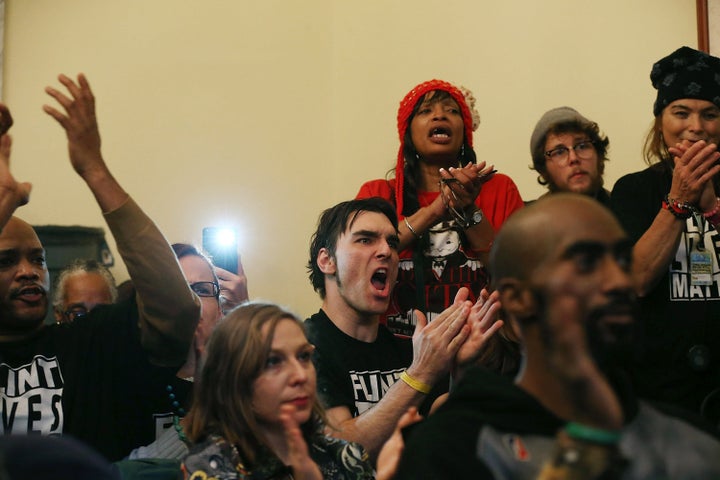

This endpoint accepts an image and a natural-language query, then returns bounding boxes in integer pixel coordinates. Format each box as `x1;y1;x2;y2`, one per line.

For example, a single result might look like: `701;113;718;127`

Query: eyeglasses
190;281;220;298
63;307;88;322
544;140;596;165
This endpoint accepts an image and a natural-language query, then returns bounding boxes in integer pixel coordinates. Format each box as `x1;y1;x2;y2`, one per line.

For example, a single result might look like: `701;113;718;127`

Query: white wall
3;0;698;317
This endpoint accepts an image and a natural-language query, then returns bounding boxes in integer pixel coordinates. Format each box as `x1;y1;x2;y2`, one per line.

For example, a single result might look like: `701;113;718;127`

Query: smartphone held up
202;227;238;274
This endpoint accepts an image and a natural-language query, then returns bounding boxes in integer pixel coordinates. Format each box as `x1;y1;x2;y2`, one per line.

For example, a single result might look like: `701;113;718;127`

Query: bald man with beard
394;194;720;479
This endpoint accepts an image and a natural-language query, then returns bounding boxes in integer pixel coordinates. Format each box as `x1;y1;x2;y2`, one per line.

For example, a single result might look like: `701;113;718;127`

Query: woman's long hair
185;302;327;466
642;116;672;170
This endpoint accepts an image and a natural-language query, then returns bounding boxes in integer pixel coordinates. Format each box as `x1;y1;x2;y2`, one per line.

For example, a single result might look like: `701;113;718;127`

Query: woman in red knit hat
356;79;524;340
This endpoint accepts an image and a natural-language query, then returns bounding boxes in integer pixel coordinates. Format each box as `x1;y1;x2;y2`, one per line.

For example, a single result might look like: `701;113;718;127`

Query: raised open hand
279;405;323;480
454;288;504;370
43;74;106;180
408;288;472;384
0;134;31;226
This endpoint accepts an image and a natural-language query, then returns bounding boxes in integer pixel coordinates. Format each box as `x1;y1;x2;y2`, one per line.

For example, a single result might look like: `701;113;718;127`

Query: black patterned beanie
651;46;720;116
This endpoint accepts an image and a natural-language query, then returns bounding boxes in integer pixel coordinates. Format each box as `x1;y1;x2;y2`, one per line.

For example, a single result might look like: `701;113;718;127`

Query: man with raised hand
0;74;200;461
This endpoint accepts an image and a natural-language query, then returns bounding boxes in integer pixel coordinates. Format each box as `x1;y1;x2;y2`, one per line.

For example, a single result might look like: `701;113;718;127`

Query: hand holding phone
214;255;249;313
202;227;238;274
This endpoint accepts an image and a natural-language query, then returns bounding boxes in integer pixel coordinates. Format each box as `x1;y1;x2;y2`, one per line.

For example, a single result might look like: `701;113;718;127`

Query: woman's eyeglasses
190;281;220;298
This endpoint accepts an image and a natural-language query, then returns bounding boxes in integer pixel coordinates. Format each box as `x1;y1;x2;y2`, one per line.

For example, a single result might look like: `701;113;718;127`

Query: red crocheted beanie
394;79;475;217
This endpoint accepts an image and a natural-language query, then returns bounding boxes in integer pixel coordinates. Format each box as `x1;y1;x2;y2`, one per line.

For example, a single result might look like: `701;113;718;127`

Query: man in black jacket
395;194;720;479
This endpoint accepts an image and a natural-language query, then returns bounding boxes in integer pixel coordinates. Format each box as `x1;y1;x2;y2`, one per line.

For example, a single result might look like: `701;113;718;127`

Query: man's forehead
561;236;630;254
553;224;627;255
67;271;108;286
546;130;588;142
0;218;43;250
64;274;113;300
345;210;395;233
530;203;622;247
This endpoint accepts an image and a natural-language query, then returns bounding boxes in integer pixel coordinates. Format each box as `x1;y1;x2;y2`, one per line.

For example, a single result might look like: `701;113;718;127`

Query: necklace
165;383;186;417
173;414;188;443
166;382;190;443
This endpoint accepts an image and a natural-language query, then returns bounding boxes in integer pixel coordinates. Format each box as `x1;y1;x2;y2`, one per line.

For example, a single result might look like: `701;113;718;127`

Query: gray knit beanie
530;107;593;156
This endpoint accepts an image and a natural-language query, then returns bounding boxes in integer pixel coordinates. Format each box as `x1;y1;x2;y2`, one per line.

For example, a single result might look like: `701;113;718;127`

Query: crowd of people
0;45;719;479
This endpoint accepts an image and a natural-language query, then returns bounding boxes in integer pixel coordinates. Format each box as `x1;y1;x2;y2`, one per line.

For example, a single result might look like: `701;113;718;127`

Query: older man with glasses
52;259;118;324
527;106;611;206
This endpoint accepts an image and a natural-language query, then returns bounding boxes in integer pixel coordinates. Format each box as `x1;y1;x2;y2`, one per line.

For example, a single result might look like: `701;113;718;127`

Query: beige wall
3;0;697;318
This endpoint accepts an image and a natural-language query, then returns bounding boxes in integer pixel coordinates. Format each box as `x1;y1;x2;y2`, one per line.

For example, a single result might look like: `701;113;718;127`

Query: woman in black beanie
610;46;720;423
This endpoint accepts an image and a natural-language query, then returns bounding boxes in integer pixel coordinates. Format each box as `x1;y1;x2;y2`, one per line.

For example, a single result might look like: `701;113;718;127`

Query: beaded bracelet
662;195;694;219
545;428;628;477
703;197;720;227
565;422;621;445
400;371;431;394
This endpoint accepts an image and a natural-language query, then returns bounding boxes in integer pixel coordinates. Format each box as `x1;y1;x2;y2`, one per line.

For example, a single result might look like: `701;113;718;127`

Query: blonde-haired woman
611;46;720;420
182;302;374;480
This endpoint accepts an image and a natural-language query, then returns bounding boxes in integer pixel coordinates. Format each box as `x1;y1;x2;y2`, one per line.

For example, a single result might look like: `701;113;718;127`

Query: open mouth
371;268;388;290
430;127;451;139
12;285;46;302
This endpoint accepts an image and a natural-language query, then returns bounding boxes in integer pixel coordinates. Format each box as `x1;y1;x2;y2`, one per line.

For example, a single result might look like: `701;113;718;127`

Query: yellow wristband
400;371;431;394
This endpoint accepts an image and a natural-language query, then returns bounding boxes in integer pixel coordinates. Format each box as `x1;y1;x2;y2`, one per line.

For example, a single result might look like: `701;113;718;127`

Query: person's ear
317;248;336;275
497;278;537;322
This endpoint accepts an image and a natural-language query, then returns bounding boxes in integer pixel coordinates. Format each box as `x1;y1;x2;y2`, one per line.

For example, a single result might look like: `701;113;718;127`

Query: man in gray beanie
528;106;611;206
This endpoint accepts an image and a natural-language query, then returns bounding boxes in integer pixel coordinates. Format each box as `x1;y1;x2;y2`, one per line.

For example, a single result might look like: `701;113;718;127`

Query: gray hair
52;259;118;311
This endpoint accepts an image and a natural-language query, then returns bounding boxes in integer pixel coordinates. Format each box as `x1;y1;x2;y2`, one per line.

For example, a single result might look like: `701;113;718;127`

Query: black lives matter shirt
611;164;720;414
0;299;185;461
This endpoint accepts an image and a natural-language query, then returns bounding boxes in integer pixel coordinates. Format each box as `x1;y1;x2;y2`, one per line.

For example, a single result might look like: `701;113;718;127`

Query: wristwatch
464;209;484;228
